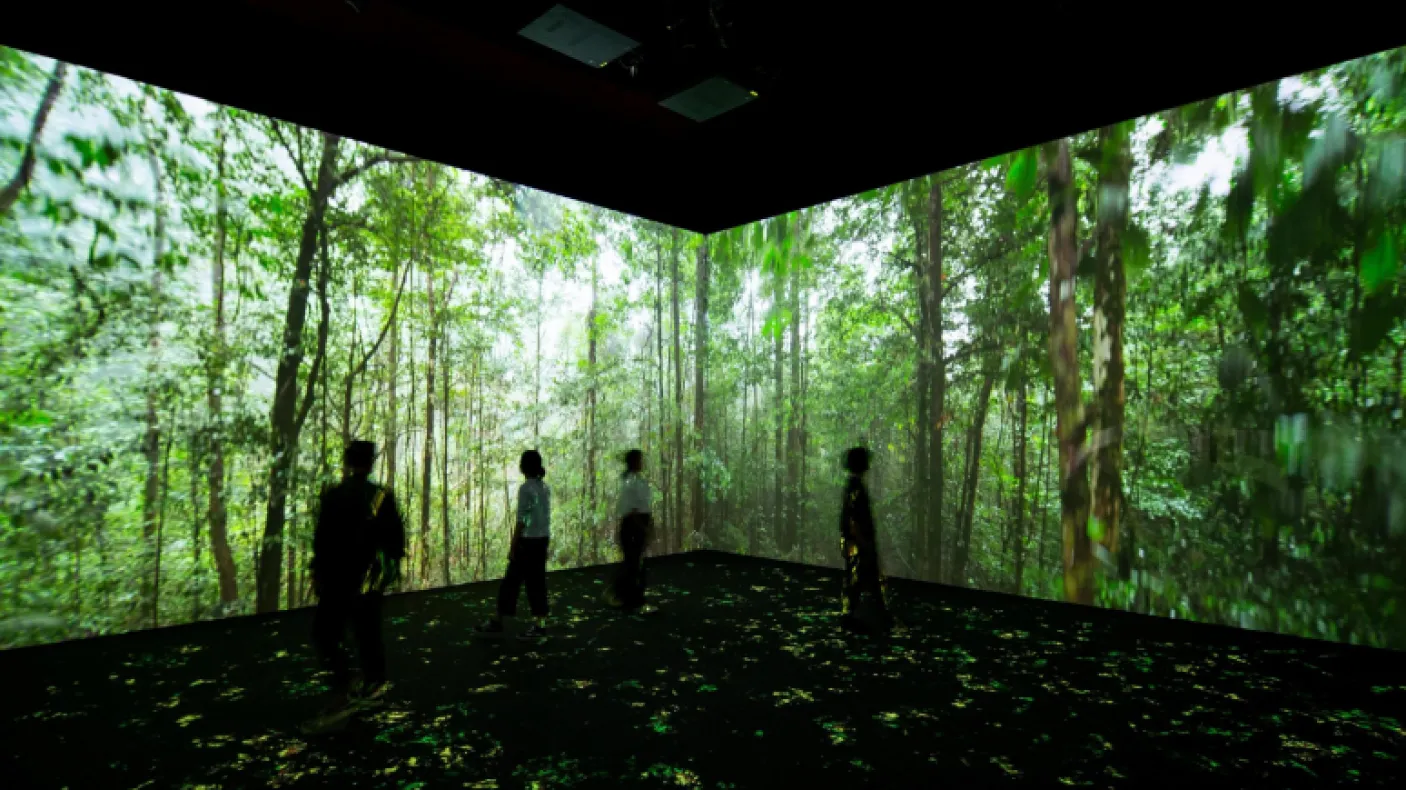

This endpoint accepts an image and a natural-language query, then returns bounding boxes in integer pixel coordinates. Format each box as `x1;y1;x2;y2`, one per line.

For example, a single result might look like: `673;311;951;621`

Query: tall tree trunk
206;109;237;607
420;257;437;587
671;230;684;553
1046;139;1095;605
1012;373;1030;594
477;375;488;580
587;256;599;562
286;451;299;610
692;239;711;545
772;289;786;554
188;432;203;621
745;283;757;555
0;62;66;217
151;424;174;629
953;370;996;585
1092;125;1130;578
925;179;947;583
654;237;670;554
256;133;340;613
786;233;802;558
441;325;452;586
913;296;930;577
533;271;544;447
140;148;167;625
385;260;401;502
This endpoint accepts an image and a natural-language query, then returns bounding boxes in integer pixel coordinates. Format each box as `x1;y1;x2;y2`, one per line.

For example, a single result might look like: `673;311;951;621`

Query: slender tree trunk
256;133;340;613
420;257;437;587
692;239;711;545
1034;391;1054;584
587;256;599;562
286;450;298;610
533;271;544;447
925;179;947;583
151;425;174;629
671;230;684;553
745;283;756;554
385;259;401;501
654;237;670;554
140;147;167;625
1092;124;1130;578
1046;139;1095;605
953;370;996;585
772;288;786;554
189;432;203;621
786;232;802;558
441;325;452;586
0;62;66;217
1012;374;1030;593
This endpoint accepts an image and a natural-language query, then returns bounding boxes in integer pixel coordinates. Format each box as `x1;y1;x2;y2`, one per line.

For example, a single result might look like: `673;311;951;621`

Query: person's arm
310;488;331;594
512;485;530;559
375;488;406;588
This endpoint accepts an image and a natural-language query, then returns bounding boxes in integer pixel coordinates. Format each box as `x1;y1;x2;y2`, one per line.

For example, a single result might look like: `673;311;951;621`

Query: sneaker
517;624;549;642
474;619;506;637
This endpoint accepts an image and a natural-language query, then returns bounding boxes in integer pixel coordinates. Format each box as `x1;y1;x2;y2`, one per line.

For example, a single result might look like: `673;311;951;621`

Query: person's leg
840;540;864;627
353;591;386;688
312;592;353;701
524;538;550;623
496;552;524;620
609;521;629;605
621;517;646;608
635;517;650;605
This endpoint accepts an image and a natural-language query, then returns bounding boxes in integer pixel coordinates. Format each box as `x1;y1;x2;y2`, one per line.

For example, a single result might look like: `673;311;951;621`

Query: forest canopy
2;44;1404;649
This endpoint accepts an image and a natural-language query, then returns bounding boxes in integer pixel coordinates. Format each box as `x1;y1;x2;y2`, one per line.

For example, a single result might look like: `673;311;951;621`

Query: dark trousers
614;513;651;609
498;536;550;618
841;538;890;626
312;589;385;693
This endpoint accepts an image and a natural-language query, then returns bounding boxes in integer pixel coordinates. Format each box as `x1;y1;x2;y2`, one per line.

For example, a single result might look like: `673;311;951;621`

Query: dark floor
2;551;1403;789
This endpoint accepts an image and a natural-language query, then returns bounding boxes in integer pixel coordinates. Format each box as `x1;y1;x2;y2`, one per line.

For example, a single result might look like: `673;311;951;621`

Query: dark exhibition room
2;1;1405;787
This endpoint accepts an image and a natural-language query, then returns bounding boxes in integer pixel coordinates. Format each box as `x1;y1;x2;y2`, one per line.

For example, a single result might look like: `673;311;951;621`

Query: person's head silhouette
345;441;376;477
844;446;870;477
520;450;546;479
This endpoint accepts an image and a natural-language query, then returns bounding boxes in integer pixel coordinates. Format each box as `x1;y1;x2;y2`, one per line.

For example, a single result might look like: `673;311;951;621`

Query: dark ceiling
6;1;1403;233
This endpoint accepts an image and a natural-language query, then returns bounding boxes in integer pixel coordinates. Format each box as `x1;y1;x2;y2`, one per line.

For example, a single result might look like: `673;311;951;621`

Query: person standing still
839;446;892;634
476;450;552;641
605;449;653;611
308;440;405;716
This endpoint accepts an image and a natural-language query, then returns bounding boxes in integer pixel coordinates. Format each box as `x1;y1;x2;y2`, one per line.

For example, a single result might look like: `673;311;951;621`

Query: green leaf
1006;148;1038;200
980;154;1007;171
1361;232;1399;295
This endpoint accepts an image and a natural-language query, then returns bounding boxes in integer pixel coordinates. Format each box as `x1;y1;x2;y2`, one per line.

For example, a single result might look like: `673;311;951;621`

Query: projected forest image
707;45;1406;649
3;43;1406;651
0;46;707;647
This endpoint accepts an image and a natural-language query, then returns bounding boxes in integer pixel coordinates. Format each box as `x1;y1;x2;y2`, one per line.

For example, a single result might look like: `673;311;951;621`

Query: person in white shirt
476;450;552;641
605;449;652;610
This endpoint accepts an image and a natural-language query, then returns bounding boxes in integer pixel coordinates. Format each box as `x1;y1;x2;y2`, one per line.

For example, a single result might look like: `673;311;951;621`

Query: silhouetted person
605;449;653;611
476;450;552;641
309;440;404;715
840;446;891;634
